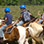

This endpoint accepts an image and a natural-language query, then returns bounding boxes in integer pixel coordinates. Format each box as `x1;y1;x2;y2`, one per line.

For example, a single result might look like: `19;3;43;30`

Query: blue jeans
17;20;24;25
38;19;43;23
0;24;7;37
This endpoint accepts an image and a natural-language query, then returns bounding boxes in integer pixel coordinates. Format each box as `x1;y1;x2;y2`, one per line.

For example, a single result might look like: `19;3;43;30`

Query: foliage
0;0;44;5
0;0;18;6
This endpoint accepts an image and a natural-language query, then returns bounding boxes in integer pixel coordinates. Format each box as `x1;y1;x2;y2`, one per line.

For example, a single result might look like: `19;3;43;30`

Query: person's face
20;8;25;11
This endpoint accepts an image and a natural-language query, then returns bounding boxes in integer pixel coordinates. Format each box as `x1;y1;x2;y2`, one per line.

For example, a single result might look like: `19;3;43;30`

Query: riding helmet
4;8;10;12
20;5;26;9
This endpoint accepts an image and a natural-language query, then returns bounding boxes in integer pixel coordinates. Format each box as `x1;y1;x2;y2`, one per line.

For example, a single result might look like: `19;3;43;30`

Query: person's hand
38;11;41;16
20;15;22;18
30;13;32;15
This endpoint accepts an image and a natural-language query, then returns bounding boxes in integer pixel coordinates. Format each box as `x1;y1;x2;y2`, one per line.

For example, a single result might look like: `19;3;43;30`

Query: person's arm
38;11;41;16
14;15;22;25
4;17;7;22
4;15;7;22
42;17;44;20
18;15;23;20
42;14;44;20
29;13;32;15
1;16;7;25
28;12;32;15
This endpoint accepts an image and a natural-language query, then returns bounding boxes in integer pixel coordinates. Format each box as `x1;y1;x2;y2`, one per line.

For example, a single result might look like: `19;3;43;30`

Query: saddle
6;26;13;34
3;24;13;34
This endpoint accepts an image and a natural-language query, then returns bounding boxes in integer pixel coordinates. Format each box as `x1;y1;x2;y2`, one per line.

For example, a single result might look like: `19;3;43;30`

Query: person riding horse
15;5;32;26
38;8;44;24
0;8;12;40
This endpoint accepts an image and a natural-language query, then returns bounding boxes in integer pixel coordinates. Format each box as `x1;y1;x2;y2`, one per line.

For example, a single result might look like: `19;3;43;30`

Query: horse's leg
41;38;44;44
42;40;44;44
32;36;42;44
32;39;36;44
25;38;29;44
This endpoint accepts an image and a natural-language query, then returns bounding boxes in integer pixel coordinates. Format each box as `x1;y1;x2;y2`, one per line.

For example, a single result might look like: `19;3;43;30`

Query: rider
38;8;44;23
15;5;32;26
0;8;12;39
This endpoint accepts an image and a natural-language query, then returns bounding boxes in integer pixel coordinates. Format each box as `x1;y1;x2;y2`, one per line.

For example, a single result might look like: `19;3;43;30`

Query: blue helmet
4;8;10;12
20;5;26;9
43;8;44;10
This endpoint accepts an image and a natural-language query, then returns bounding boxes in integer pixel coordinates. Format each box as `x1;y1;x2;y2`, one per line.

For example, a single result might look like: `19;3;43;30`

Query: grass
0;5;44;20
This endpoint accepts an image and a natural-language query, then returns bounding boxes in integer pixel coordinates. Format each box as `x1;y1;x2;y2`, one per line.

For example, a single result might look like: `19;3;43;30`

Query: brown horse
3;25;29;44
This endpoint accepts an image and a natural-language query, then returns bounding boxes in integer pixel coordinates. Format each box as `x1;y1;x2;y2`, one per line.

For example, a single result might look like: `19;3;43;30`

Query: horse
27;22;44;44
2;24;30;44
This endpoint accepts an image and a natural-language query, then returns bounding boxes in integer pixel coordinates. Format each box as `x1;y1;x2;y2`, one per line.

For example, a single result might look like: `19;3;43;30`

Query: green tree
18;0;29;5
0;0;2;5
31;0;36;5
12;0;18;5
0;0;44;5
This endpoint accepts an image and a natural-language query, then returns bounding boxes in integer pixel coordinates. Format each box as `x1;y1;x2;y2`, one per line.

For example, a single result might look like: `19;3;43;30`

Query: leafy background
0;5;44;20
